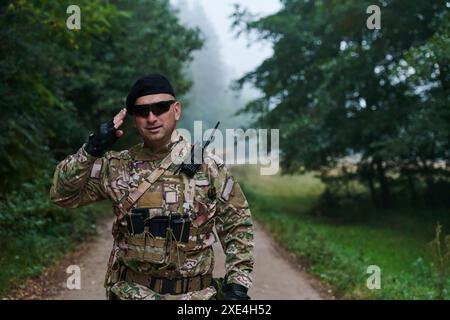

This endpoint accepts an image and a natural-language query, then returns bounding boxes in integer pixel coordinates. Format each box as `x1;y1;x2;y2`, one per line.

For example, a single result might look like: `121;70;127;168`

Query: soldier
50;74;254;300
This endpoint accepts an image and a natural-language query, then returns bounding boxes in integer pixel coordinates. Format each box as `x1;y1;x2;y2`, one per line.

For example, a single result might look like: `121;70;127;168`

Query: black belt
124;269;212;295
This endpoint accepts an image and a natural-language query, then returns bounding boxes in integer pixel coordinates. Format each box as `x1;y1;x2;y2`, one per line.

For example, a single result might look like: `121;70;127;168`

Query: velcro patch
165;191;178;204
138;191;163;208
90;159;103;179
195;179;210;187
220;176;234;201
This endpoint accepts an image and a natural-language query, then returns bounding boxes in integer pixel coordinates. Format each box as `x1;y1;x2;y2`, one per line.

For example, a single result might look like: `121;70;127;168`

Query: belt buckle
149;275;210;295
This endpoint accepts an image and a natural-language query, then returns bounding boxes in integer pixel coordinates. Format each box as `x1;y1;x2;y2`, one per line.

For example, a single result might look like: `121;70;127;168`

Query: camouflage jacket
49;131;254;300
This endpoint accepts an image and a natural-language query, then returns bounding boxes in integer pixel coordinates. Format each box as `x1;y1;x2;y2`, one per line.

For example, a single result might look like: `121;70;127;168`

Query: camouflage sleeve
50;144;108;208
213;164;255;289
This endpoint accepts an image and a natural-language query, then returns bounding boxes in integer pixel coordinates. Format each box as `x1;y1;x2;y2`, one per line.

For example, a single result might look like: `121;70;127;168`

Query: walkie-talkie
175;121;220;178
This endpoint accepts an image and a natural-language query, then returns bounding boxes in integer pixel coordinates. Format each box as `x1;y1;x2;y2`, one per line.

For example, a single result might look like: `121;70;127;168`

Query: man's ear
132;116;137;128
174;101;181;121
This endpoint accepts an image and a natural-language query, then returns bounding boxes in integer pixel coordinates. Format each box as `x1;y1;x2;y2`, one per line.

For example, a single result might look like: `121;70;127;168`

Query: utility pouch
123;210;170;264
170;214;190;243
126;208;148;235
148;216;170;238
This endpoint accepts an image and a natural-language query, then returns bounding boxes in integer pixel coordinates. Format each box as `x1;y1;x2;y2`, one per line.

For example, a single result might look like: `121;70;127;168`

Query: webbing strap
124;270;213;294
123;139;189;212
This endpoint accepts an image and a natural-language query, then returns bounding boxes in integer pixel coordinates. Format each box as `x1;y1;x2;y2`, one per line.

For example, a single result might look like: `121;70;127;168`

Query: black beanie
126;74;176;107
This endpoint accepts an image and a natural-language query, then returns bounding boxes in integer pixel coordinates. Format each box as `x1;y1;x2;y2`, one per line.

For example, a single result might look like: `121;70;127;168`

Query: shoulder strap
122;139;189;212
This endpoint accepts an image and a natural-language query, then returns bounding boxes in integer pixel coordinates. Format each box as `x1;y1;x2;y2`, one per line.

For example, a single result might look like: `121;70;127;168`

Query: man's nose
147;111;158;122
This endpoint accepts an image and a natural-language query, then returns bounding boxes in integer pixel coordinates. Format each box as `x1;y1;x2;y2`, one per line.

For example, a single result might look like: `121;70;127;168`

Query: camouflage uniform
50;131;254;300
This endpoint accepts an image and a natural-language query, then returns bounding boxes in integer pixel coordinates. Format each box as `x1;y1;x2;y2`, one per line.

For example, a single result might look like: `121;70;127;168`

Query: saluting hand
84;108;128;157
113;108;127;138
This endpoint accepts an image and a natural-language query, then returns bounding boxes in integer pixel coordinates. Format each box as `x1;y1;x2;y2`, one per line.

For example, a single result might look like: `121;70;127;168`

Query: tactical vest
109;140;217;272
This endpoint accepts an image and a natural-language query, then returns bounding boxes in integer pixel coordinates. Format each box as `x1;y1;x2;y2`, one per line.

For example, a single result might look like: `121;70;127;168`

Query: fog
172;0;281;132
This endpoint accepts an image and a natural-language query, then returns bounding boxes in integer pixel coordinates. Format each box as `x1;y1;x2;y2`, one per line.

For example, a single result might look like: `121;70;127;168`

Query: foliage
234;166;450;299
0;0;202;295
0;0;202;192
232;0;450;209
429;223;450;299
0;167;110;295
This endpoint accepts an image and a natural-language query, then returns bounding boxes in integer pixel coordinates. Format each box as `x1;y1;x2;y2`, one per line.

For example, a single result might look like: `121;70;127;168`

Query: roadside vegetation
234;166;450;299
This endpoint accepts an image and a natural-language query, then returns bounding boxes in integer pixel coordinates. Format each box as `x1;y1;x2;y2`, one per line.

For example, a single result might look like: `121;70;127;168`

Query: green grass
232;165;450;299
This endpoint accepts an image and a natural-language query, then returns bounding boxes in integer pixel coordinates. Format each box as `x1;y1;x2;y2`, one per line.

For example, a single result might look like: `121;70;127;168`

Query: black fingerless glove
223;283;250;300
84;121;118;157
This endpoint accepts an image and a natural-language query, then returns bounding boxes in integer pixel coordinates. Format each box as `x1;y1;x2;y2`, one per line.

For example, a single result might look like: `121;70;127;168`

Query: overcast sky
173;0;281;81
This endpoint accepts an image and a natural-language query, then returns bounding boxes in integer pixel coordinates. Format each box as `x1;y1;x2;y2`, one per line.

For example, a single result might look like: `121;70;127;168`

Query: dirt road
50;217;329;300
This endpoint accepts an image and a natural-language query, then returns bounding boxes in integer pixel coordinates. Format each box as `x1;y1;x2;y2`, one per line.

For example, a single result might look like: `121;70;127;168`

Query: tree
0;0;202;194
232;0;449;208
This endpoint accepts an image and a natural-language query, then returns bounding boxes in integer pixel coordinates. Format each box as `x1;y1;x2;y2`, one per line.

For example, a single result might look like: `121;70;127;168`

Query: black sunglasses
127;100;176;117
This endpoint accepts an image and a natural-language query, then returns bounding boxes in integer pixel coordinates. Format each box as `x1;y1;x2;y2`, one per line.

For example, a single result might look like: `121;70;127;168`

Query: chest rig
111;138;217;270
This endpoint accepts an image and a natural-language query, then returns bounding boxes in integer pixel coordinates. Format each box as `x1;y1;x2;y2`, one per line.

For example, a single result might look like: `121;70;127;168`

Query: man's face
132;93;181;146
